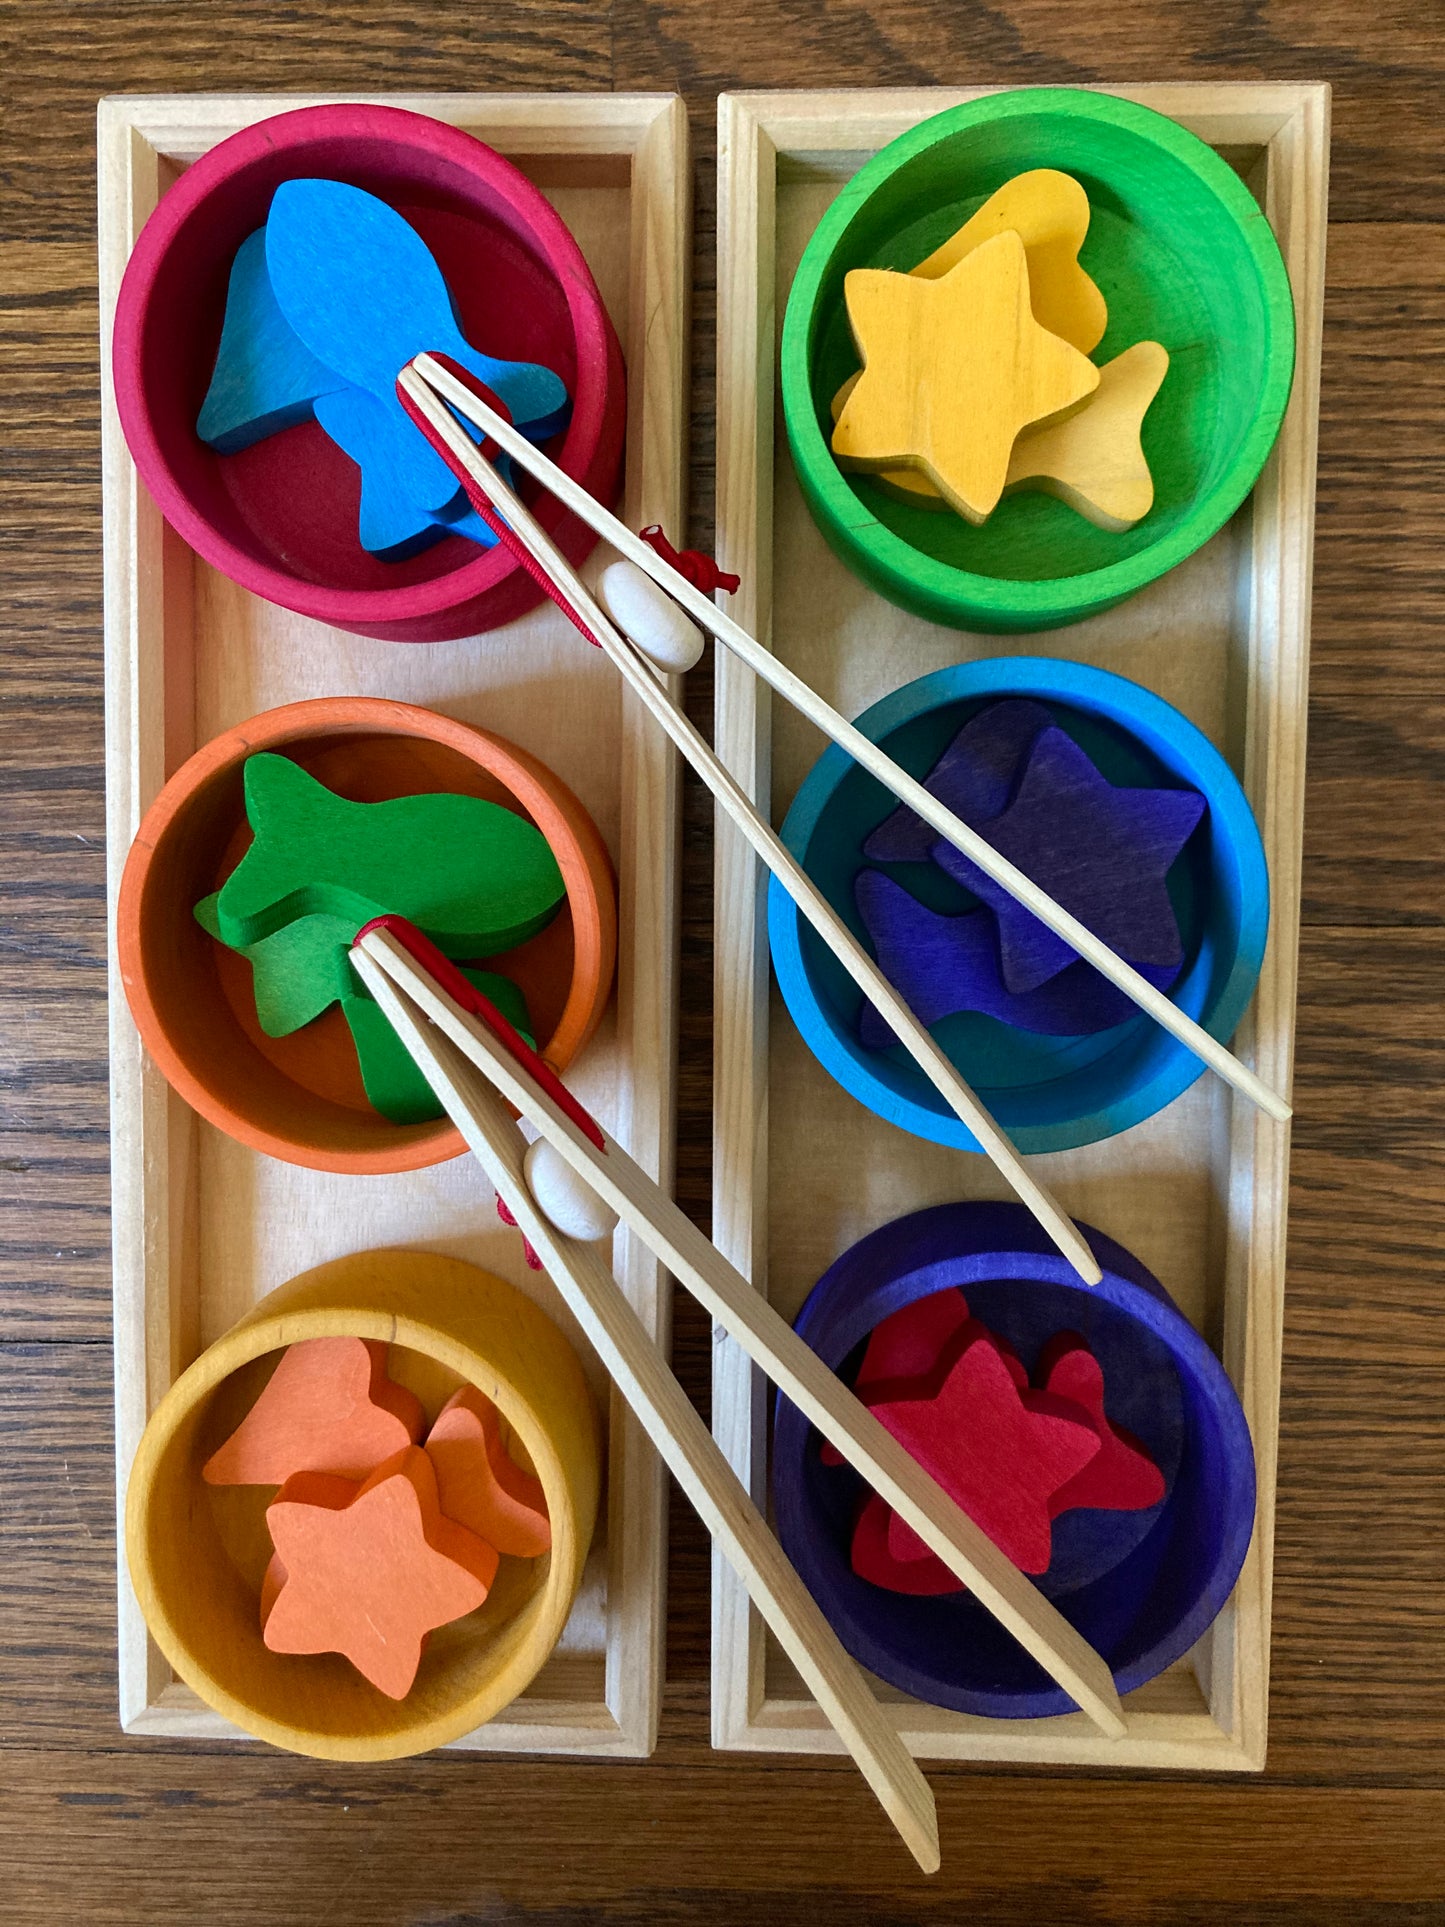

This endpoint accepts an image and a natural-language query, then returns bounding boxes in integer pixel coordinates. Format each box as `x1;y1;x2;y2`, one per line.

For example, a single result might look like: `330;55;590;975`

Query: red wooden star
1037;1334;1166;1516
819;1291;1025;1465
262;1446;499;1698
863;1337;1099;1576
850;1490;968;1595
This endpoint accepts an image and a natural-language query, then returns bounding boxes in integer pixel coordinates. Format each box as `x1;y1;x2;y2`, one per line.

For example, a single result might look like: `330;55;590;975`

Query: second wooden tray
100;89;688;1758
711;83;1327;1770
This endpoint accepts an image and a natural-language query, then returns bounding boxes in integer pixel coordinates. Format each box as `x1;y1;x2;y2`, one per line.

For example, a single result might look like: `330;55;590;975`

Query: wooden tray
99;90;688;1757
711;84;1327;1770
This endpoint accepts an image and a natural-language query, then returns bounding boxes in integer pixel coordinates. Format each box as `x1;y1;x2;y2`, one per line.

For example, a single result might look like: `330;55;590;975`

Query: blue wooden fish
311;388;499;559
196;180;570;558
197;229;346;454
265;178;570;437
197;228;483;551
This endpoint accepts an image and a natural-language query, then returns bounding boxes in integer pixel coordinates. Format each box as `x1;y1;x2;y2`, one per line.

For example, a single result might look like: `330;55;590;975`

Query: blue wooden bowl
769;658;1269;1154
772;1201;1256;1719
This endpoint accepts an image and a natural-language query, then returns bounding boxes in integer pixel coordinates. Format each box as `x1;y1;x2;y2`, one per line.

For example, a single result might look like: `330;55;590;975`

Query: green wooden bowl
780;89;1296;632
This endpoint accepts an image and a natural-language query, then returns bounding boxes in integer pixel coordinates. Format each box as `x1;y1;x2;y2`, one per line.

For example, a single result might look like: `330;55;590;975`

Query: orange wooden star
261;1446;498;1698
424;1386;551;1559
203;1335;423;1486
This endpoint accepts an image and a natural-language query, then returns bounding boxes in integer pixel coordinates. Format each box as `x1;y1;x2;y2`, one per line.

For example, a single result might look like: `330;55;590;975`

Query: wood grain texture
1;1;1444;1919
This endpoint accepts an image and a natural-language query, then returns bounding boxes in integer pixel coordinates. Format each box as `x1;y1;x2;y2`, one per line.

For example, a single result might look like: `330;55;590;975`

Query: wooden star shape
1037;1336;1166;1517
262;1446;498;1699
819;1291;1026;1465
864;1337;1099;1576
864;700;1056;866
851;1489;968;1596
933;724;1206;994
831;230;1099;525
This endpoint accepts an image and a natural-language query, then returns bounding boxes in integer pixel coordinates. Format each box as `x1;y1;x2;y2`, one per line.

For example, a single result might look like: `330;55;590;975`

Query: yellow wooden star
832;338;1170;530
911;168;1108;355
831;231;1100;526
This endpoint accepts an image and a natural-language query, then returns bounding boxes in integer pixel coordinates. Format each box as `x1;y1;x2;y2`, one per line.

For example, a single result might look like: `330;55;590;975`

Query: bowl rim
116;696;617;1174
124;1248;601;1759
771;1200;1258;1718
779;86;1297;629
768;656;1270;1154
111;101;619;628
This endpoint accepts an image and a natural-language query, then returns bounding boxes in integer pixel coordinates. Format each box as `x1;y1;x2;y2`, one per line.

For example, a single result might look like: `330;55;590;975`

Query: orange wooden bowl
116;697;616;1173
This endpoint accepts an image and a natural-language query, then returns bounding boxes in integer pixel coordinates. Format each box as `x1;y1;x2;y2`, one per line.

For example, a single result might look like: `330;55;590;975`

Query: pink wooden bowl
112;104;625;643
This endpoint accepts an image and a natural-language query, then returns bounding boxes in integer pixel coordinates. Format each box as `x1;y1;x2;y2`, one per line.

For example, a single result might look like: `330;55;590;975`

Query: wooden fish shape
212;753;566;956
265;178;570;441
311;387;500;559
197;228;346;453
197;188;570;557
342;967;532;1125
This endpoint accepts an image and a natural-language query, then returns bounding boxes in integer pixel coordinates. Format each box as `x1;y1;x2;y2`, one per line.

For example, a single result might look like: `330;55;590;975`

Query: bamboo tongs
351;919;1129;1873
397;356;1289;1287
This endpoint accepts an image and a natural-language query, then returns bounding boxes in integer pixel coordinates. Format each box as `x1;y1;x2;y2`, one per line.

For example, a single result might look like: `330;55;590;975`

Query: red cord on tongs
354;913;606;1269
396;356;737;638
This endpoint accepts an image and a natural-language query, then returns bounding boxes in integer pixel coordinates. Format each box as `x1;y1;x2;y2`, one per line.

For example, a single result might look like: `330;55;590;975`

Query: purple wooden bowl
772;1201;1256;1719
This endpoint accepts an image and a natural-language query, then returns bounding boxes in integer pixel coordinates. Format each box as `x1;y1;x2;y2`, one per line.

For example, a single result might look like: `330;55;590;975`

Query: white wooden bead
523;1137;619;1242
597;559;705;673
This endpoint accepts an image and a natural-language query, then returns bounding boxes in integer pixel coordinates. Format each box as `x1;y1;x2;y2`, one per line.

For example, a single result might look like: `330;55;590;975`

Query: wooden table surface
3;5;1443;1921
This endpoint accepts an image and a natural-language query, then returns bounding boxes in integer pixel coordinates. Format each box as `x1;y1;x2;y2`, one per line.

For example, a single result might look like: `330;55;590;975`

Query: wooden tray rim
99;87;689;1760
709;81;1329;1770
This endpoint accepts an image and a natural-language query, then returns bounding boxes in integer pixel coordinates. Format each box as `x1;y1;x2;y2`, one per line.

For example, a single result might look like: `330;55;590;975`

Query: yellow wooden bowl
125;1248;601;1760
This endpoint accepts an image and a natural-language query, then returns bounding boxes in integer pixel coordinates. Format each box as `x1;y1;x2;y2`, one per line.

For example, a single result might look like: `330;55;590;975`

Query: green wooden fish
195;751;558;1125
342;969;533;1124
213;753;566;955
194;889;535;1126
194;896;357;1036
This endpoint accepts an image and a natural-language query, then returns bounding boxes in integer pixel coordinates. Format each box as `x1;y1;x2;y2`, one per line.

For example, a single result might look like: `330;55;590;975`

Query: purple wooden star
932;726;1205;994
855;870;1180;1047
862;699;1056;864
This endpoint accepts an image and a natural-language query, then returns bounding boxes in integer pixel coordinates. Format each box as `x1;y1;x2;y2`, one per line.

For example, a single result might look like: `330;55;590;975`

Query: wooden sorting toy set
100;80;1326;1863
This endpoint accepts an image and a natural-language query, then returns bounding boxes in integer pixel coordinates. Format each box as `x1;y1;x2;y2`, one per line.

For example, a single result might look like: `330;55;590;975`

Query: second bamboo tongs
351;919;1128;1874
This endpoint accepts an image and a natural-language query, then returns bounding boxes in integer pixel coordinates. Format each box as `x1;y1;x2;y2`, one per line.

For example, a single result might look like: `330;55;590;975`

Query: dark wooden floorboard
2;4;1443;1918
